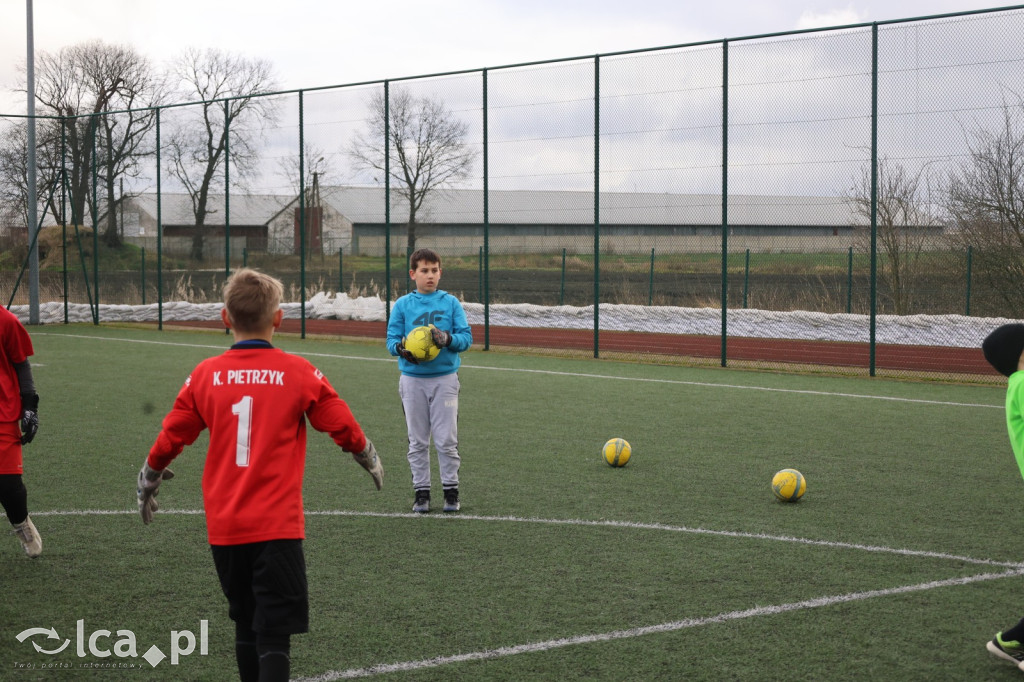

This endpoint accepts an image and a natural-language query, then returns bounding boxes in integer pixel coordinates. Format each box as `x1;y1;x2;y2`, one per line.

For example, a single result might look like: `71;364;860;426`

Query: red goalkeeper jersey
147;342;367;545
0;307;33;423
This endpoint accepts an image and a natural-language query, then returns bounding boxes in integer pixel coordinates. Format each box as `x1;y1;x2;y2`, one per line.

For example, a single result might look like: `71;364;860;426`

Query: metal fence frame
4;5;1024;380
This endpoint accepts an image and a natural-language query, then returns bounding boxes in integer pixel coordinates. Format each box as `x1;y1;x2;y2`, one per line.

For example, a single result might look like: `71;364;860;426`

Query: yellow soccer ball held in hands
404;325;440;362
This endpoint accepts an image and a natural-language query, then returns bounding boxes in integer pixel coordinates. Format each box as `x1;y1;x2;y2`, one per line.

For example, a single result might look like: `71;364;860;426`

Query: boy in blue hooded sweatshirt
386;248;472;513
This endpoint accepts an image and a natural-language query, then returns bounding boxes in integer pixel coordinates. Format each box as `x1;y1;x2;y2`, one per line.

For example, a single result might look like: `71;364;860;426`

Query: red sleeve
305;373;367;454
0;310;33;422
147;374;207;471
1;309;33;365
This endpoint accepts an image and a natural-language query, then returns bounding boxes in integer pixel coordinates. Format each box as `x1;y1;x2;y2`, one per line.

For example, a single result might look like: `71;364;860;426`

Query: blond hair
222;268;283;333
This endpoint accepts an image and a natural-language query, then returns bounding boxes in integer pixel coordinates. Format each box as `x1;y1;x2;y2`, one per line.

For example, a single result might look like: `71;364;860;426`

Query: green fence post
242;247;247;268
869;23;878;377
560;248;566;306
224;104;232;336
407;244;413;293
743;249;750;309
478;246;483;302
965;245;973;316
156;109;163;331
720;39;729;368
384;81;392;324
224;104;231;277
648;247;655;306
61;219;67;323
593;55;600;359
91;115;99;325
61;118;68;324
338;247;343;295
482;68;491;351
141;248;146;306
298;90;306;339
847;246;853;314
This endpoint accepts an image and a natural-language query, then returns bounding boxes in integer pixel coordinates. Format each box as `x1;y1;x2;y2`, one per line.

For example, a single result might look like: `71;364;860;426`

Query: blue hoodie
386;289;473;377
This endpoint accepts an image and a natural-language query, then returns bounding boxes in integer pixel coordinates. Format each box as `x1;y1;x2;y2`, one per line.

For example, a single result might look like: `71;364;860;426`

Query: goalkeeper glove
397;342;419;365
137;462;175;525
352;440;383;490
429;324;452;348
19;392;38;445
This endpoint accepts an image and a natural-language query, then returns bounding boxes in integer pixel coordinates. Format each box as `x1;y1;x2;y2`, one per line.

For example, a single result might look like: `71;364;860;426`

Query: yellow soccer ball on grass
772;468;806;502
403;325;441;362
603;438;631;467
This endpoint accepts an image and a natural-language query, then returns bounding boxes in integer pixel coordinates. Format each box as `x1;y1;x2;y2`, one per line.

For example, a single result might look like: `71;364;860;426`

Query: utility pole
26;0;39;323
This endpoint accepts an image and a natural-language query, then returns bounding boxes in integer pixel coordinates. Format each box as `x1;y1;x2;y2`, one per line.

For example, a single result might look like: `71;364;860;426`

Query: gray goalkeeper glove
137;462;175;525
429;324;451;348
352;441;383;491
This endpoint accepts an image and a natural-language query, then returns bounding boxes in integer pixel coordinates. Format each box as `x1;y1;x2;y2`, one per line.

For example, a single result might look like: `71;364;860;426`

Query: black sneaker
412;490;430;513
988;632;1024;669
443;488;460;513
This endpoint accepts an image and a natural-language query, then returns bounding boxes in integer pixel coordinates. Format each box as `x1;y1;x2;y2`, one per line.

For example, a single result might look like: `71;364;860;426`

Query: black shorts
211;539;309;636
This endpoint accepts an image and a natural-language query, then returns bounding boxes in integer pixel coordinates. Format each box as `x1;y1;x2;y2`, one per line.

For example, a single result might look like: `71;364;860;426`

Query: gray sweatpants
399;373;461;491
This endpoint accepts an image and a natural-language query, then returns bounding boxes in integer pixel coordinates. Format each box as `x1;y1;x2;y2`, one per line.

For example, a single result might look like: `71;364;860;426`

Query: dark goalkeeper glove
137;462;175;525
397;342;419;365
352;440;383;491
429;324;451;348
20;393;38;445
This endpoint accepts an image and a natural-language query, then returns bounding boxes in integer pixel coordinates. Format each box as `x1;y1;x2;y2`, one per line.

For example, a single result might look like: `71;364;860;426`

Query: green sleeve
1006;372;1024;481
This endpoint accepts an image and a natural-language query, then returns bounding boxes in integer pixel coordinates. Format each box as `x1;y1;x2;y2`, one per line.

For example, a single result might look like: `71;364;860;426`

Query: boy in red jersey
137;268;382;682
0;306;41;558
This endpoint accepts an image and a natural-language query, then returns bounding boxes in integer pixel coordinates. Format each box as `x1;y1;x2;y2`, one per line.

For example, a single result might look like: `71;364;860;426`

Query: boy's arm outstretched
307;387;383;491
137;380;205;524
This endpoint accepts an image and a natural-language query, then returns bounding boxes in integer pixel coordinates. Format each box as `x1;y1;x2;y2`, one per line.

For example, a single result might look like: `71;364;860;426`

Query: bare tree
946;99;1024;317
348;87;476;251
275;142;339;196
0;120;61;233
847;156;938;314
166;48;279;261
30;41;160;244
274;144;340;256
91;49;164;247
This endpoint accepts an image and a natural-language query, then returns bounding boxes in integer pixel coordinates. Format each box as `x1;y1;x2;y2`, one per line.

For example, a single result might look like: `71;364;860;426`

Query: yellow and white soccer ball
772;468;806;502
602;438;632;467
403;325;440;362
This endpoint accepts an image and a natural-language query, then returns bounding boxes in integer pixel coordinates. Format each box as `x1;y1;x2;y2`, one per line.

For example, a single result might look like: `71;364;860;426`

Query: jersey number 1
232;396;253;467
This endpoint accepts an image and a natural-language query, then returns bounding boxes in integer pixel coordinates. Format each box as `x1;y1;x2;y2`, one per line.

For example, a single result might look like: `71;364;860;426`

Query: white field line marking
467;365;1004;409
35;332;1003;409
32;508;1022;568
35;507;1020;677
293;568;1024;681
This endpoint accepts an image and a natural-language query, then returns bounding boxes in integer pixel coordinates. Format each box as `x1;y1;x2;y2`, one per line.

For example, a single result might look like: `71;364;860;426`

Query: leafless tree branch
165;48;279;260
348;86;475;251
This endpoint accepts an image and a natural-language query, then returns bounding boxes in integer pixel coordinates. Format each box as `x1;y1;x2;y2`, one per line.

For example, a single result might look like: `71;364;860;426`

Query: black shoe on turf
443;488;460;513
987;632;1024;670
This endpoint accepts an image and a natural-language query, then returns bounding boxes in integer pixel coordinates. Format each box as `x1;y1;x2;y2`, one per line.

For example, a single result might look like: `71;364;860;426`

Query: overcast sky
0;0;1015;114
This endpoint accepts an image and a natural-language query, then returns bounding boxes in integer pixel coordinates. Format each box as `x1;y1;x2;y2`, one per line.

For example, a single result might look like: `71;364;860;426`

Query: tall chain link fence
3;8;1024;381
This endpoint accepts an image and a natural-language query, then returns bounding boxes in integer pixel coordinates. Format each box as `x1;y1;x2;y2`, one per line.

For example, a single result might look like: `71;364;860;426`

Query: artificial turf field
2;324;1023;681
